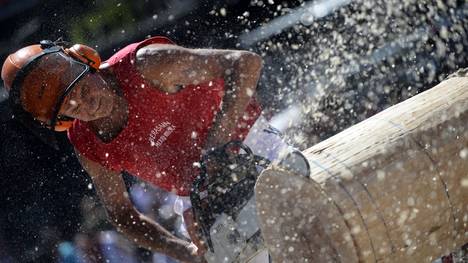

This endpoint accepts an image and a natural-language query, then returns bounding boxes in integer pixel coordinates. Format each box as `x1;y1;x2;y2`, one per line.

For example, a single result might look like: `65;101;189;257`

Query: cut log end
255;169;359;262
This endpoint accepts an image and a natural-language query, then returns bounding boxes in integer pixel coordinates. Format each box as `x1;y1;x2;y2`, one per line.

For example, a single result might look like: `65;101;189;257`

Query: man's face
59;72;115;121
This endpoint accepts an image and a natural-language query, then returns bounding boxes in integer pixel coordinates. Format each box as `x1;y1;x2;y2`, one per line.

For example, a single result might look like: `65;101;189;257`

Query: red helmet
1;40;101;131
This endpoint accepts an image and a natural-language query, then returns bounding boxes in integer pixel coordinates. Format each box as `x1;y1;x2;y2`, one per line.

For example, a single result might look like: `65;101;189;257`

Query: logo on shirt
149;121;176;147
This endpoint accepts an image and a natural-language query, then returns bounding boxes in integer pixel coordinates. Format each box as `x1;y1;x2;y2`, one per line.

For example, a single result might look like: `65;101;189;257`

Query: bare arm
136;44;263;148
75;151;201;262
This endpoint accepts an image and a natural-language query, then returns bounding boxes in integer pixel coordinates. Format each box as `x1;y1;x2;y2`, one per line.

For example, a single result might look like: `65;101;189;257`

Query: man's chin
100;103;114;118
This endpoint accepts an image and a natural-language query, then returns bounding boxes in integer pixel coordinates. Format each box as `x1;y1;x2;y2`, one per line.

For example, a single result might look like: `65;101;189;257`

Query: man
2;36;308;262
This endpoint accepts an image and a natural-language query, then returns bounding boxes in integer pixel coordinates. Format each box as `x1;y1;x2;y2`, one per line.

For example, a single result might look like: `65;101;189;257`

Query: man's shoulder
104;42;140;68
108;36;175;60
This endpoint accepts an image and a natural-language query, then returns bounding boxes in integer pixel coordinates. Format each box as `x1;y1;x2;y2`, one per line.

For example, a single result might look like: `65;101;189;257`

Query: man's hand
183;209;208;257
180;241;207;263
202;148;226;177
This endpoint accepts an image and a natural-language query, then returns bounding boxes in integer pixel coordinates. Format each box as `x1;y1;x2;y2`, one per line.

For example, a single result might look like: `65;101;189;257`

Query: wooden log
255;75;468;262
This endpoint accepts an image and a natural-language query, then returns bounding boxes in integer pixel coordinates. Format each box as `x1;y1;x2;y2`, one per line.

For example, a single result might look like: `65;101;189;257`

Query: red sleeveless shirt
68;36;261;196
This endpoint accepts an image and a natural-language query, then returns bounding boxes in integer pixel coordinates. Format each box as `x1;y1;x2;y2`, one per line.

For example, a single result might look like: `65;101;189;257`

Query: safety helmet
1;40;101;131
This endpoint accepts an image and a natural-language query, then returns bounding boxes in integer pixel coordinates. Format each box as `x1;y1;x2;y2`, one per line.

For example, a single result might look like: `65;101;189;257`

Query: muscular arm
75;151;199;262
136;44;263;149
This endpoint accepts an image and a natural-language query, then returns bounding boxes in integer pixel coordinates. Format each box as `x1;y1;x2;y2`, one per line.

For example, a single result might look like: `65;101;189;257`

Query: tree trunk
255;74;468;262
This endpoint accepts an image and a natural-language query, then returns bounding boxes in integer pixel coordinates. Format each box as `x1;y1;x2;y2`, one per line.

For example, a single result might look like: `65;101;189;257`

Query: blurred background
0;0;467;262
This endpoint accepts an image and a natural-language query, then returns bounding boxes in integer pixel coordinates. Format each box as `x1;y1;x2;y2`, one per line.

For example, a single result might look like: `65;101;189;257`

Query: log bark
255;75;468;262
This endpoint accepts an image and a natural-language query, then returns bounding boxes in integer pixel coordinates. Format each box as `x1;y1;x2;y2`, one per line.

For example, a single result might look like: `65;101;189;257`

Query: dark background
0;0;467;262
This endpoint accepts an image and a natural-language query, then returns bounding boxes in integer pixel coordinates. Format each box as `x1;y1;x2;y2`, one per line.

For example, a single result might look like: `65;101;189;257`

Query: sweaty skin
60;43;263;262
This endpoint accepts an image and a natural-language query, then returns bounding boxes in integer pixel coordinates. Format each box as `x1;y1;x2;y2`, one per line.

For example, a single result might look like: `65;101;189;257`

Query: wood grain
255;76;468;262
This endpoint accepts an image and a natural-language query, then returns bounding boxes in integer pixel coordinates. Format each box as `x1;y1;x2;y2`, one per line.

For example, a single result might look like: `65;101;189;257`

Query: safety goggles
48;53;91;129
10;44;91;129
